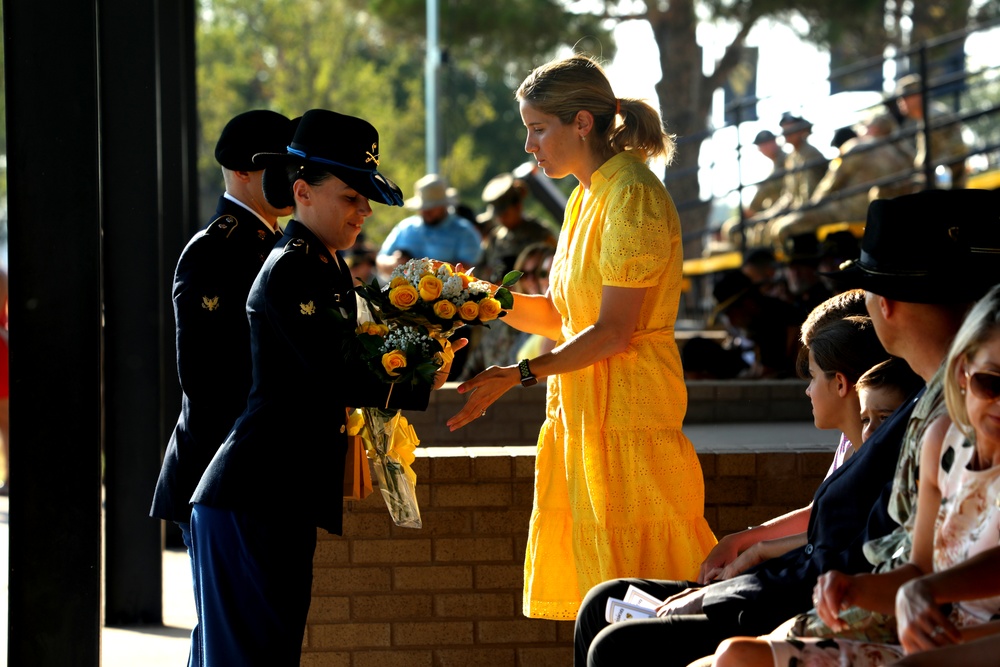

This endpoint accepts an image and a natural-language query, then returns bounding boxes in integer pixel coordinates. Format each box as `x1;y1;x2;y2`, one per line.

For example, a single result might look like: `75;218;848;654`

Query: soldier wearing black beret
149;109;296;666
188;109;461;666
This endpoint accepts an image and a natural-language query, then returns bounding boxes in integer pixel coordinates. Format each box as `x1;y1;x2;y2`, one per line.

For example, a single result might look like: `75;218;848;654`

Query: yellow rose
458;300;479;321
389;276;410;289
346;409;365;436
457;271;475;289
381;349;407;376
433;300;457;319
356;321;388;336
389;284;419;310
477;297;502;322
418;274;444;301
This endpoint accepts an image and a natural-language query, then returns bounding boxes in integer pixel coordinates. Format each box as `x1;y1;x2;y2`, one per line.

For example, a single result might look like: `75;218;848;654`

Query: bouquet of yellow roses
355;257;520;338
344;258;519;528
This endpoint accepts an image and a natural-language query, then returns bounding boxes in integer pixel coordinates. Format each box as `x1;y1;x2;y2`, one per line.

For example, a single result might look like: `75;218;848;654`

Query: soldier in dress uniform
149;109;297;667
188;109;460;666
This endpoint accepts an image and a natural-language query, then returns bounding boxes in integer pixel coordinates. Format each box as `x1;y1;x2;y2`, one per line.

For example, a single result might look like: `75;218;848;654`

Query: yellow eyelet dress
523;150;717;620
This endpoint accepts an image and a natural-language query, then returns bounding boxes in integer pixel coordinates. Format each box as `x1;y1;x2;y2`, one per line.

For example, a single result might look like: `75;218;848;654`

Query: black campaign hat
827;189;1000;304
254;108;403;208
215;110;295;171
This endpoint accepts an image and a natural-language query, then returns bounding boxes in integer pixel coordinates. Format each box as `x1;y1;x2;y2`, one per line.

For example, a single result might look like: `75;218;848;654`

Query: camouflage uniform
748;162;785;214
913;100;967;188
721;161;785;247
768;135;914;245
748;140;828;247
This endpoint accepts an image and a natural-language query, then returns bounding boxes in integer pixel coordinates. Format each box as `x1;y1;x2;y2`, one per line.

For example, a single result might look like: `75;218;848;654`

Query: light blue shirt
378;213;482;266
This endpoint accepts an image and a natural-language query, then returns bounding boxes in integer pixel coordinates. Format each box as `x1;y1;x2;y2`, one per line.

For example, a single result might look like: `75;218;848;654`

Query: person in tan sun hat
375;172;482;277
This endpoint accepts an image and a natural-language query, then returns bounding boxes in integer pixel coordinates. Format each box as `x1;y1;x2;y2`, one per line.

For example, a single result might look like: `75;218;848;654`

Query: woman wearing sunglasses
709;283;1000;667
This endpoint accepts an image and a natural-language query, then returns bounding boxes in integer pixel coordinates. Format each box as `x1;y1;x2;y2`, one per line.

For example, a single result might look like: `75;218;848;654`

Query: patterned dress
522;150;717;620
767;425;1000;665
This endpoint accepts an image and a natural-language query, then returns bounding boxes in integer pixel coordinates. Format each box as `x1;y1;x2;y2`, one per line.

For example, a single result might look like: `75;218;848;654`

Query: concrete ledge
415;422;834;457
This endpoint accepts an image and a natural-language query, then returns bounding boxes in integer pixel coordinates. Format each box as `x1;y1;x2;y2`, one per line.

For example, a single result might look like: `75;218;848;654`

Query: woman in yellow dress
447;54;717;621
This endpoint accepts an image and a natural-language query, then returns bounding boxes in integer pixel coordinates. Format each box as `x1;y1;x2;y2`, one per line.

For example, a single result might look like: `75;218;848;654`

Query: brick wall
302;381;825;666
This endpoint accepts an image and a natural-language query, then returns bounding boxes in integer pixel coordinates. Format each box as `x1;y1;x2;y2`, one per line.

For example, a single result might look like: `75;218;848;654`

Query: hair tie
615;98;621;117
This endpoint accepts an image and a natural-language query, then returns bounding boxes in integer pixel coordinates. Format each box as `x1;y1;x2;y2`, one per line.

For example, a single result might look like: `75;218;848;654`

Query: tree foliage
195;0;609;241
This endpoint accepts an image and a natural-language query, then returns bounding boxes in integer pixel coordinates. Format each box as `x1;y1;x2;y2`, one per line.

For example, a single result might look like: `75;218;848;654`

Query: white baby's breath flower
441;275;465;300
467;281;491;296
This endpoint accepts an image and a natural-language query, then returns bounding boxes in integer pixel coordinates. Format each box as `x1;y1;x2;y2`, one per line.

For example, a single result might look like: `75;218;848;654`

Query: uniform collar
222;192;280;234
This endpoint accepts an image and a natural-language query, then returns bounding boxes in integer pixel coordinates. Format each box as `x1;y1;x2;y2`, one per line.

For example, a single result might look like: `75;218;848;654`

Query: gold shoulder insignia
300;300;316;315
286;238;308;253
202;296;220;311
207;215;238;238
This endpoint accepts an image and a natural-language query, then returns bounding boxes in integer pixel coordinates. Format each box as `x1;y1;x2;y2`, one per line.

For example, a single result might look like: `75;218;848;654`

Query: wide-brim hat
825;189;1000;304
895;73;922;97
253;108;403;208
215;110;296;171
405;174;457;210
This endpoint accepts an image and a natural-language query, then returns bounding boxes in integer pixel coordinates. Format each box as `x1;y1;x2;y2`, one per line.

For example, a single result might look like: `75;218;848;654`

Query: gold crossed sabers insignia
365;143;379;167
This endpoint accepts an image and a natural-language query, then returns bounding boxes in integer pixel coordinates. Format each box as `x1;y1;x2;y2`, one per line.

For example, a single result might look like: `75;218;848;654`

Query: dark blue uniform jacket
191;219;429;535
151;196;280;523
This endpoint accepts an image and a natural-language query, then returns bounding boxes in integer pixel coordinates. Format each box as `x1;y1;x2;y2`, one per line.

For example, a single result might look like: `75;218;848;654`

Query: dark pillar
155;0;200;551
99;0;176;624
4;0;104;663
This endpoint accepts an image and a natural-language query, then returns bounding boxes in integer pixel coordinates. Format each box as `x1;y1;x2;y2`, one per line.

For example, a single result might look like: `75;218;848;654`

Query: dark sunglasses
966;368;1000;402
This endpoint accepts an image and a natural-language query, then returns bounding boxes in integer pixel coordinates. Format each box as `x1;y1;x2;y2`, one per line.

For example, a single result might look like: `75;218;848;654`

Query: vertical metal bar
425;0;439;174
917;45;936;189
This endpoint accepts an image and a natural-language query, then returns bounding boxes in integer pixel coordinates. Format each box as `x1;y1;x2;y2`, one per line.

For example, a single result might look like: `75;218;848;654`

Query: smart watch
518;358;538;387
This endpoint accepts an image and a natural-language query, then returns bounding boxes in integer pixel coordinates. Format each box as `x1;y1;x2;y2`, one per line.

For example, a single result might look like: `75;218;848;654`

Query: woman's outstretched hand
446;364;520;431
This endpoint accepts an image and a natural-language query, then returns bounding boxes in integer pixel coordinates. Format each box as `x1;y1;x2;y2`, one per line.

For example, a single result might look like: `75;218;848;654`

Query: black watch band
518;358;538;387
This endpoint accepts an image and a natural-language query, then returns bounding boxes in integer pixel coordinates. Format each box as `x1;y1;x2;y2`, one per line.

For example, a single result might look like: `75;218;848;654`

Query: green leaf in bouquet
494;286;514;310
413;361;440;387
358;334;385;356
501;270;523;288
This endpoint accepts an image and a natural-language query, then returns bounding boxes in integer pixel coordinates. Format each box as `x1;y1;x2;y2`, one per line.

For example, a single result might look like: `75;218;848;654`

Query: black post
100;0;167;625
155;0;200;551
4;0;104;663
917;45;936;190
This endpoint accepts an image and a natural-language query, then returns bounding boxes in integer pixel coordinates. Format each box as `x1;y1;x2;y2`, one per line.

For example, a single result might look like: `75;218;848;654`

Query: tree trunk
648;0;711;257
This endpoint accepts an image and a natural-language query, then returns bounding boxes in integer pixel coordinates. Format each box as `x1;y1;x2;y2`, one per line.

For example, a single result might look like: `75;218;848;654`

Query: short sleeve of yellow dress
523;150;717;621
